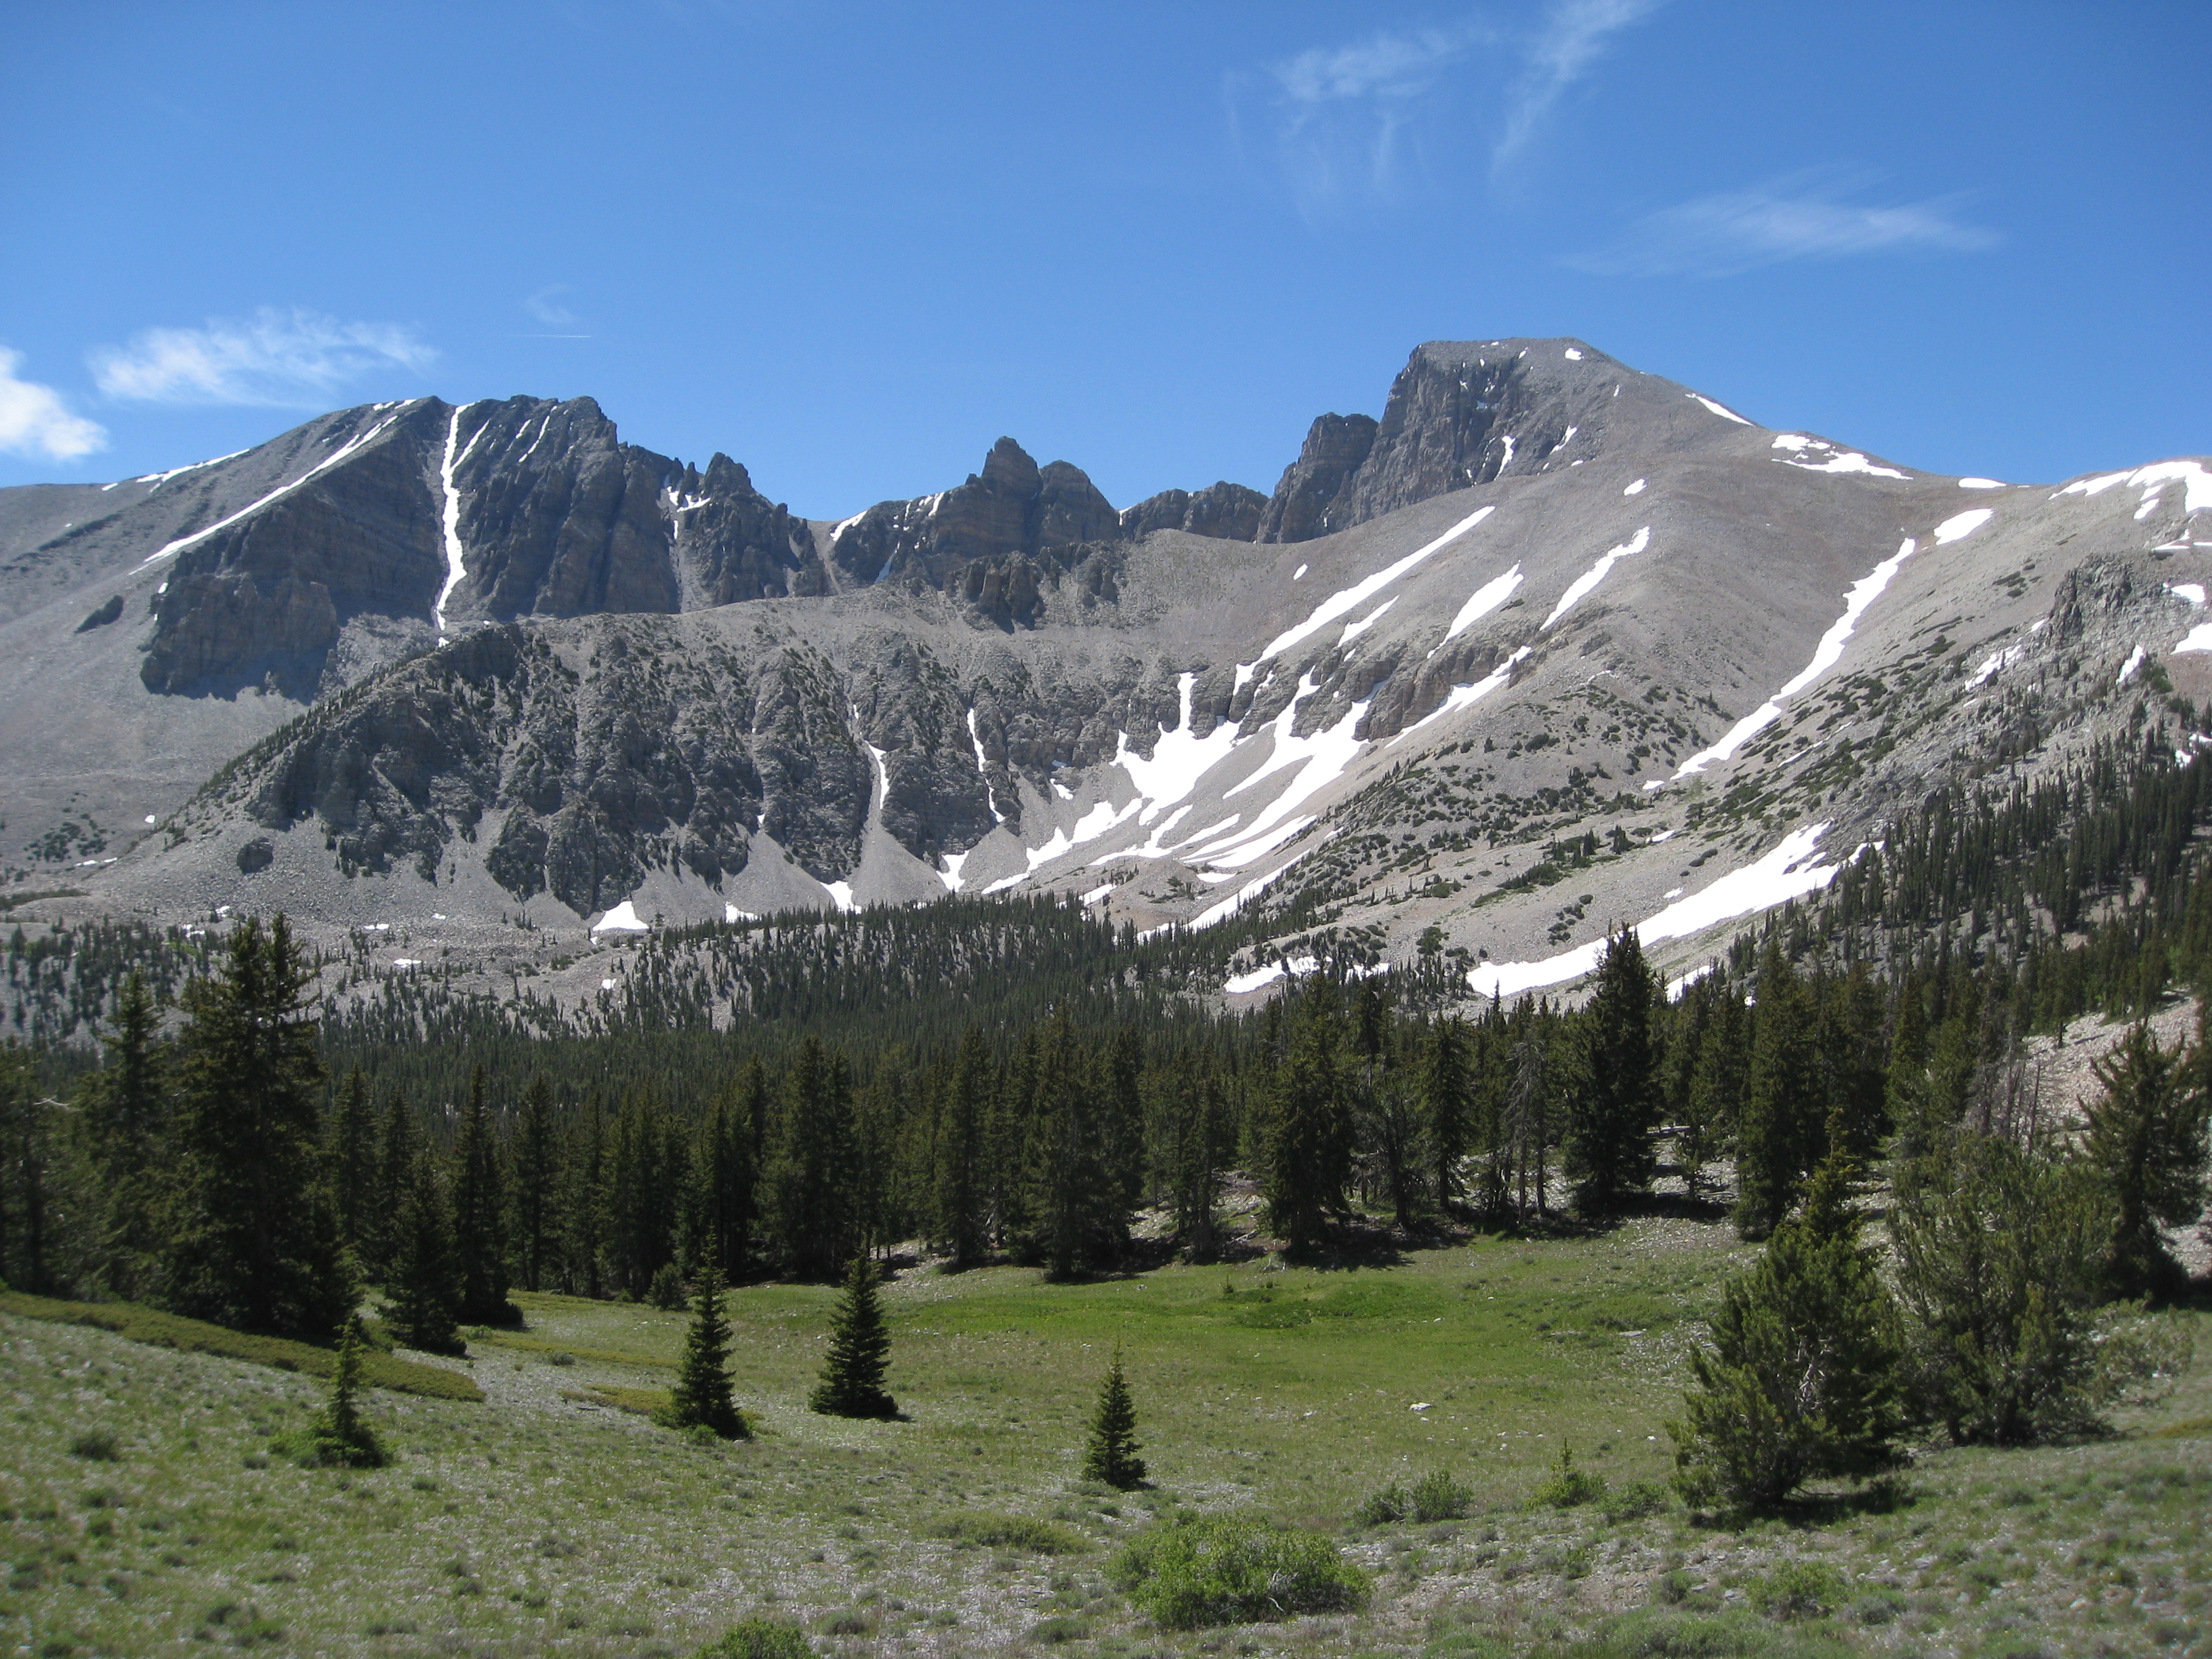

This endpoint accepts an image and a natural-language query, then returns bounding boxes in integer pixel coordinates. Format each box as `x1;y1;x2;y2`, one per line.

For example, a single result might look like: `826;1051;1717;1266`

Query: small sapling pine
1082;1346;1146;1490
809;1253;897;1419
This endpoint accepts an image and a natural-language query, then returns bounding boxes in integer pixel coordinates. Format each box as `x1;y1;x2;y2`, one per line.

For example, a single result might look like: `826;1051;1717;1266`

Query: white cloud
1494;0;1662;173
1571;172;2001;277
525;285;579;327
0;349;107;462
1252;22;1492;216
88;307;436;406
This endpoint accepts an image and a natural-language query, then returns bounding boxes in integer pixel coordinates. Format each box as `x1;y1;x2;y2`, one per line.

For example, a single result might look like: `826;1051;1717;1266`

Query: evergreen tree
695;1082;756;1284
1028;1012;1120;1278
1504;1024;1551;1219
769;1038;857;1281
161;916;351;1341
1265;982;1351;1250
327;1065;376;1265
1682;977;1746;1204
1566;927;1660;1214
296;1319;386;1467
511;1076;560;1292
1734;948;1822;1240
1420;1017;1471;1216
659;1246;749;1439
79;970;169;1300
2081;1021;2209;1296
810;1252;897;1418
558;1094;611;1298
1670;1141;1904;1510
1082;1346;1147;1489
0;1043;59;1296
1160;1065;1232;1262
384;1145;463;1355
934;1025;991;1269
367;1087;417;1282
451;1063;515;1325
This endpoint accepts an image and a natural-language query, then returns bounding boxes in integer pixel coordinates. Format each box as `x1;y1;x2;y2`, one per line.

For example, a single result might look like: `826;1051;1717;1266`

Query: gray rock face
824;437;1123;596
1120;481;1267;542
1256;413;1378;544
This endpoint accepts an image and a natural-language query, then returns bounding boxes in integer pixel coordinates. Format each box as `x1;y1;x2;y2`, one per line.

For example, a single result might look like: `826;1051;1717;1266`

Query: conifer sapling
1082;1346;1146;1489
660;1244;750;1440
809;1253;897;1419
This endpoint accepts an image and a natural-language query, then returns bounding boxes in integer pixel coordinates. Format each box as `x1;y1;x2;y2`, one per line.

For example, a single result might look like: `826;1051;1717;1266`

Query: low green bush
1748;1560;1846;1621
1357;1467;1475;1525
931;1513;1088;1555
68;1429;121;1461
1532;1443;1607;1508
1110;1513;1372;1629
1563;1607;1858;1657
1603;1479;1672;1523
692;1617;813;1659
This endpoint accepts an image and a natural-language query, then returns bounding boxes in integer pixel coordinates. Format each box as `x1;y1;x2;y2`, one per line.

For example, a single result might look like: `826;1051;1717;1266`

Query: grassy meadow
4;1210;2210;1659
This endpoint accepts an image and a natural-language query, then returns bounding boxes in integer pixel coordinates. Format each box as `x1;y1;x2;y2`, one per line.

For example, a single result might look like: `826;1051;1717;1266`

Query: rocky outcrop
825;438;1122;594
1120;480;1267;541
1256;413;1378;543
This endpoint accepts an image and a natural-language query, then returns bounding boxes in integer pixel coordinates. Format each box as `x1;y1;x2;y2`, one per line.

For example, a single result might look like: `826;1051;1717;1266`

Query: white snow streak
2116;645;2148;686
938;852;968;895
126;448;250;489
1959;478;2006;490
136;416;398;570
2056;461;2212;516
1391;647;1531;747
1115;674;1242;826
2169;583;2207;607
1689;394;1751;425
1622;478;1646;496
1675;537;1916;777
1257;504;1494;661
1338;596;1395;647
434;405;487;640
1435;562;1523;651
1542;526;1650;629
591;900;649;934
1933;508;1994;544
1469;823;1846;998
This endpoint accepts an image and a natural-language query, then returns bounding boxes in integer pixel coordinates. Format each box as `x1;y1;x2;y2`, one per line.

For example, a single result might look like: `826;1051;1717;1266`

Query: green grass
0;1290;482;1400
2;1213;2209;1658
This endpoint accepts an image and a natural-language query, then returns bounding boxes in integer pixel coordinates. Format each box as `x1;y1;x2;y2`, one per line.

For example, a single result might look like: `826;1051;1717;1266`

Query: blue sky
2;1;2205;514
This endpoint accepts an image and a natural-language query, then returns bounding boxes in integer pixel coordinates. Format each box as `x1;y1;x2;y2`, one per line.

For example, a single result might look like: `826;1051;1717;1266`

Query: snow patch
1933;508;1994;544
1224;955;1319;996
1689;393;1751;425
2116;645;2148;686
725;904;759;924
591;900;649;934
1081;882;1116;906
1622;478;1646;496
1469;823;1847;998
1542;526;1650;629
2179;626;2212;656
2169;583;2206;606
1435;562;1523;652
1959;478;2006;489
1563;348;1584;361
1392;647;1531;747
136;416;398;570
434;405;487;640
1292;563;1308;581
1338;596;1395;647
2056;460;2212;516
1677;537;1916;777
823;880;859;914
938;852;968;895
1258;504;1494;661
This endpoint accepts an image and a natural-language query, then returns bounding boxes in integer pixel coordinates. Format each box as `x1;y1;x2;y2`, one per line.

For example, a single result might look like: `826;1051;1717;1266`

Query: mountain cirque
3;337;2209;1002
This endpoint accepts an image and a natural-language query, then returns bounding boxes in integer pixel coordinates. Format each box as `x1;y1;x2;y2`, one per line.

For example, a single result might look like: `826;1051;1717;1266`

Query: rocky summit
3;336;2209;1004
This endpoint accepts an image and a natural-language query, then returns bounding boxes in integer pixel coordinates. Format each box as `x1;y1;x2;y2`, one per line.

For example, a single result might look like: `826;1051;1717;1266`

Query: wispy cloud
88;307;436;405
1493;0;1660;174
1248;21;1493;218
1570;172;2001;277
0;349;107;462
525;285;579;327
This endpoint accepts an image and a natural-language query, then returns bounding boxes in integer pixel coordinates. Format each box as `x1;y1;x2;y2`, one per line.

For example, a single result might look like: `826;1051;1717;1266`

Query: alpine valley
4;336;2209;1008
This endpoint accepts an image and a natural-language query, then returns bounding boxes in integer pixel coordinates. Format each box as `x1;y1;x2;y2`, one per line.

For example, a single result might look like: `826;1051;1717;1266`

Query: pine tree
559;1096;610;1298
384;1145;463;1355
934;1025;991;1269
809;1252;897;1419
1504;1025;1551;1219
1028;1012;1120;1279
511;1076;560;1292
161;915;352;1341
327;1065;376;1264
1734;948;1821;1240
1566;927;1660;1215
2083;1021;2211;1296
695;1082;756;1284
451;1063;516;1325
367;1087;417;1283
1082;1347;1146;1489
1420;1017;1470;1216
298;1319;386;1467
1265;982;1351;1250
769;1038;858;1281
1670;1140;1904;1509
79;970;168;1300
659;1246;749;1439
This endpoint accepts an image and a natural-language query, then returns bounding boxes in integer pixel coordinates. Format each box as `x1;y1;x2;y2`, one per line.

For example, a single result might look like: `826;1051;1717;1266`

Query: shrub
1532;1444;1606;1508
1027;1616;1089;1643
1358;1469;1475;1526
68;1430;121;1462
1750;1560;1846;1621
930;1513;1088;1555
648;1262;688;1311
1602;1479;1671;1523
693;1618;813;1659
1110;1513;1371;1629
